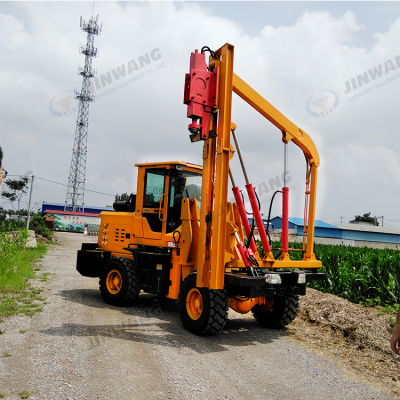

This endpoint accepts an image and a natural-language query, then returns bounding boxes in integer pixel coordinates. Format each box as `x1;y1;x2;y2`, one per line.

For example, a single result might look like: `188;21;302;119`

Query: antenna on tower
64;15;102;212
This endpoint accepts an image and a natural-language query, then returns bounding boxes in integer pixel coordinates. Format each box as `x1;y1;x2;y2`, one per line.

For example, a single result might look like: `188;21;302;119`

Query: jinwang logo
49;90;79;117
306;90;339;117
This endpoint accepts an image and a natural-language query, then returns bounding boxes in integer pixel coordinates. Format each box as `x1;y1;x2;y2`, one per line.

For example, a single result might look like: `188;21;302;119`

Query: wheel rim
106;269;122;294
186;288;203;320
260;299;274;313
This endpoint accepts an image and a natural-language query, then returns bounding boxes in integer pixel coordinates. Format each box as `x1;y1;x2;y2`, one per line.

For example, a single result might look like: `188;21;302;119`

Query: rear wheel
100;257;141;306
179;273;228;336
252;295;298;328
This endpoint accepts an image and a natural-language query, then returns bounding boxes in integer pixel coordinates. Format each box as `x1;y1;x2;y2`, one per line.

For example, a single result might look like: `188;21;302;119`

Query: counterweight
65;15;102;212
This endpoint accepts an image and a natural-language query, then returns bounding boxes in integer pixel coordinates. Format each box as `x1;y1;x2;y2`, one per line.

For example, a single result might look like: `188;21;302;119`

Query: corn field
258;241;400;307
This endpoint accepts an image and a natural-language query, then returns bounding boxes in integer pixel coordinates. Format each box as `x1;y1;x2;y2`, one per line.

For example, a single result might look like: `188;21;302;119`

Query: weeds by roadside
19;389;36;399
0;225;57;320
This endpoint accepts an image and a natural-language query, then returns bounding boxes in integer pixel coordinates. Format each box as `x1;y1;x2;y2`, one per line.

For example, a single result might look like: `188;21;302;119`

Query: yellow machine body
77;43;325;335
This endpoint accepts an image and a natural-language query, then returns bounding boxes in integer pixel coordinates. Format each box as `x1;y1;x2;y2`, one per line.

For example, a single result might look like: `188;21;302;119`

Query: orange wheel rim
106;269;122;294
186;288;203;320
261;299;274;312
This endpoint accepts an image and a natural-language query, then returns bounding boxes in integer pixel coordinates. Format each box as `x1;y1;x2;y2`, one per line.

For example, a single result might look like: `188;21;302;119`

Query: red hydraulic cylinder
236;241;253;268
245;183;271;253
232;186;257;253
282;187;289;252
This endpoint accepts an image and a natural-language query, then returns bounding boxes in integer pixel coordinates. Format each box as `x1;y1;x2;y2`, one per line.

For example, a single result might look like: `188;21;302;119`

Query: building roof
271;216;340;229
44;209;100;217
134;161;202;170
42;202;113;212
323;221;400;235
271;216;400;235
287;217;340;229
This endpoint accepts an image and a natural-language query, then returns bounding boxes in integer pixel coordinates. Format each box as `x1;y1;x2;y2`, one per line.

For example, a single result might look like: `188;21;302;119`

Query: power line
382;222;397;228
6;175;114;197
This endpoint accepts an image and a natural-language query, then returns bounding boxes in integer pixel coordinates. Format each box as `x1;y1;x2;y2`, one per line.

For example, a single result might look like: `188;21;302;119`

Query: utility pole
26;175;34;229
65;15;102;212
341;216;343;223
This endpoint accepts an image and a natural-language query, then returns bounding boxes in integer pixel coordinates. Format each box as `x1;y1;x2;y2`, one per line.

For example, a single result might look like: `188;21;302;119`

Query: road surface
0;232;395;399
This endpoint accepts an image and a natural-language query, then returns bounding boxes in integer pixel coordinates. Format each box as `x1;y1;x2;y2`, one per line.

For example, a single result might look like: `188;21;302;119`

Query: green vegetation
349;212;379;226
28;215;52;237
0;391;5;398
19;329;28;333
0;177;29;219
115;192;129;202
19;389;36;399
0;224;49;320
257;240;399;307
0;352;11;358
0;218;25;232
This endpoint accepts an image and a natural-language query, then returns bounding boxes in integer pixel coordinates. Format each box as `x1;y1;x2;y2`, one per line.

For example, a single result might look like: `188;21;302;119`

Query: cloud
0;12;30;50
0;3;398;226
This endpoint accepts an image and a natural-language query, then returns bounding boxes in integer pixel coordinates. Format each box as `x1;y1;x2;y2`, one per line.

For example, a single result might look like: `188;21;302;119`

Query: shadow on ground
40;289;285;354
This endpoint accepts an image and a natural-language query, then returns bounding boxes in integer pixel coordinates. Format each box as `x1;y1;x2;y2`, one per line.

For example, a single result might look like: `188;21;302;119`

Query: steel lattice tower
65;15;102;212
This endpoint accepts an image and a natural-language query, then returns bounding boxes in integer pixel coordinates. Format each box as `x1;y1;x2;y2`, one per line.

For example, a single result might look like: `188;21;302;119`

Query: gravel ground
0;232;396;400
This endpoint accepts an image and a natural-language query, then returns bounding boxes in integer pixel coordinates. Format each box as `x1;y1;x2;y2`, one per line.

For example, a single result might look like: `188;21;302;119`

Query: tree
349;212;379;226
1;177;29;222
115;192;129;202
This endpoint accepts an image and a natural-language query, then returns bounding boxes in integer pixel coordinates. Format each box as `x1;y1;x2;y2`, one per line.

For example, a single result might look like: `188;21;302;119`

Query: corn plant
256;240;400;306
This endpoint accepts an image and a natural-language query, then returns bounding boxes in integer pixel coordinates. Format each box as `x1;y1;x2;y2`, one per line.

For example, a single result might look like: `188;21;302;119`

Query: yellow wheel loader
76;43;325;335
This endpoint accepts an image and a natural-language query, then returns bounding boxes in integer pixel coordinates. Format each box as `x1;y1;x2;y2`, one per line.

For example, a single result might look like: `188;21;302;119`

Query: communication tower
65;15;102;212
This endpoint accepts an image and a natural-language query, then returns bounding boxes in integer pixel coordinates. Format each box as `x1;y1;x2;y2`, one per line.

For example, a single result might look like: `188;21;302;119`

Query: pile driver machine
76;43;325;335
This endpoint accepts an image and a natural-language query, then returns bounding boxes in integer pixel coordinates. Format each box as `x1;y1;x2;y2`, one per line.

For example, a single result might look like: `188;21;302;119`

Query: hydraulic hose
265;190;282;237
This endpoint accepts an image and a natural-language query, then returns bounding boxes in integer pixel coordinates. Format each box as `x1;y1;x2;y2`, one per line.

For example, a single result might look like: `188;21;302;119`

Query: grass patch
0;352;11;358
378;303;399;315
38;272;51;282
0;241;47;293
0;287;45;318
19;329;28;333
0;392;5;398
19;389;36;399
46;240;61;245
0;230;51;319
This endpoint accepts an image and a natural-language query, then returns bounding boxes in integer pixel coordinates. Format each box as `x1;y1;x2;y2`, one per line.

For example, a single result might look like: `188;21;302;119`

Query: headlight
265;274;282;284
297;273;306;284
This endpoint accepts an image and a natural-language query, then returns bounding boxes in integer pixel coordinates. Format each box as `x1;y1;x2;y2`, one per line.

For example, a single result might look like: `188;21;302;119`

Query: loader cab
136;161;202;240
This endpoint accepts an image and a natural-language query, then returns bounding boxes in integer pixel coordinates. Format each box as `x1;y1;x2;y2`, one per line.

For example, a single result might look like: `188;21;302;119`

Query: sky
0;1;399;228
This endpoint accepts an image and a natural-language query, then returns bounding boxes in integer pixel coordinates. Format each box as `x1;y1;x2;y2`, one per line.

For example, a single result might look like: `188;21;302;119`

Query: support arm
232;73;320;167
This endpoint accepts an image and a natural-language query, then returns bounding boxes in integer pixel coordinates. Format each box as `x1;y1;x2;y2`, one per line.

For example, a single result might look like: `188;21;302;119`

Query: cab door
142;168;167;240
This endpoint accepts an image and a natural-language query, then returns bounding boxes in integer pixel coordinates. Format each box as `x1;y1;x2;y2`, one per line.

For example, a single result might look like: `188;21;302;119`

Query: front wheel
99;257;141;306
179;273;228;336
252;295;299;328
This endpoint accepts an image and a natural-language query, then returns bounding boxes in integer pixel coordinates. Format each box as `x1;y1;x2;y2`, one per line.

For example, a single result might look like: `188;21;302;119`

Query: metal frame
195;43;321;290
65;15;102;212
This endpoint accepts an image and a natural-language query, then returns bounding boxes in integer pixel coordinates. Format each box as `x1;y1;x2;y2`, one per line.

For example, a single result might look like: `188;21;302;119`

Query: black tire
252;295;299;328
99;257;141;306
179;273;228;336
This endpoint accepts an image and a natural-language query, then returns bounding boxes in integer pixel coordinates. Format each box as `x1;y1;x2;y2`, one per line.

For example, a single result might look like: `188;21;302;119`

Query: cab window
143;169;166;208
166;170;202;233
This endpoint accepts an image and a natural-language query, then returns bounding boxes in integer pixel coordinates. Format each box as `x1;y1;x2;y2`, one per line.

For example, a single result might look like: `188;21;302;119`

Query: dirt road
0;233;395;399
